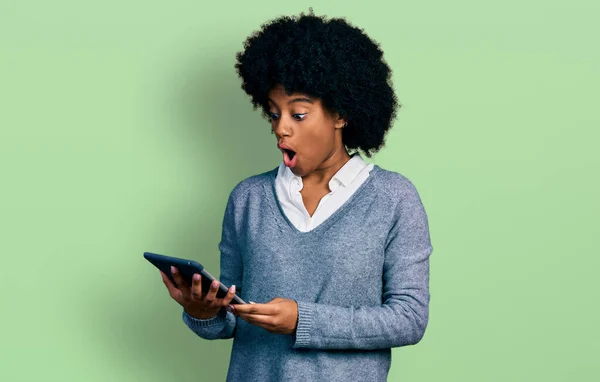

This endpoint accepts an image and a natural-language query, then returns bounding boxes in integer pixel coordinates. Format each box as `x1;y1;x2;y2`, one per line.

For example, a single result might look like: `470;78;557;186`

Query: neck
301;147;352;188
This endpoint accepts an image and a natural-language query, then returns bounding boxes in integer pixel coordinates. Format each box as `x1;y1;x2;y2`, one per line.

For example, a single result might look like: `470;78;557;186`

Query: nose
272;118;292;138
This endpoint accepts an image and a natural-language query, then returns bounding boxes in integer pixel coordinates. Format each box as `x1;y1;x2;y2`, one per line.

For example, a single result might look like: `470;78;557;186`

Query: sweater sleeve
292;180;433;350
182;190;243;340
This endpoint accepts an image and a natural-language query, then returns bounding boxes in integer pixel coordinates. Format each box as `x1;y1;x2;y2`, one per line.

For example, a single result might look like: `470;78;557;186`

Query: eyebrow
268;97;314;106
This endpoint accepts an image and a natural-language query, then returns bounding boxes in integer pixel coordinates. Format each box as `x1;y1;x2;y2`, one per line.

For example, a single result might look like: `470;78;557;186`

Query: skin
268;84;351;216
162;84;352;335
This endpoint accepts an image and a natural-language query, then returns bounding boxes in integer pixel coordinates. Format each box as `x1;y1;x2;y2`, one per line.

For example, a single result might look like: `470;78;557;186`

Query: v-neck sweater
182;164;434;382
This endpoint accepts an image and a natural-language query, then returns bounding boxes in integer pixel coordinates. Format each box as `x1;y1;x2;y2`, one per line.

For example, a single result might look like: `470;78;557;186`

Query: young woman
161;10;433;382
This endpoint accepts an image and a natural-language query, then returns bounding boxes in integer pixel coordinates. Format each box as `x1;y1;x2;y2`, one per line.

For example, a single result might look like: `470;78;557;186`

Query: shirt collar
332;153;368;187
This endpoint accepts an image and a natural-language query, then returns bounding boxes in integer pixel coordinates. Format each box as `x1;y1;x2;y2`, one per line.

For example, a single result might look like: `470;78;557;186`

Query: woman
161;10;433;382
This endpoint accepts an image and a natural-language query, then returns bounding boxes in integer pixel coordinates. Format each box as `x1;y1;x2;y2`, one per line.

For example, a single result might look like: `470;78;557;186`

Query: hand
160;266;237;320
231;297;299;335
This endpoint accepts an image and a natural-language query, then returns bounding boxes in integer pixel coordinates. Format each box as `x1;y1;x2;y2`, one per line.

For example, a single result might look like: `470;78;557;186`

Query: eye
293;113;307;121
267;112;280;121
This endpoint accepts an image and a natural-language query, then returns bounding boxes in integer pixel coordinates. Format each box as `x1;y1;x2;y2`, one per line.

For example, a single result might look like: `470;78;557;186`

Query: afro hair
234;9;399;158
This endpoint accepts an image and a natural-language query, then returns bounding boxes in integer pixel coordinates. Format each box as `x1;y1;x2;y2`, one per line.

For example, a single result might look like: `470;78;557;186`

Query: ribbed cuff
182;308;227;329
293;301;314;348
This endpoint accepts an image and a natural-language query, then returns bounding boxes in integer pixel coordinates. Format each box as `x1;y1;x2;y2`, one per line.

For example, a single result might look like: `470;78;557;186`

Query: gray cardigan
183;165;433;381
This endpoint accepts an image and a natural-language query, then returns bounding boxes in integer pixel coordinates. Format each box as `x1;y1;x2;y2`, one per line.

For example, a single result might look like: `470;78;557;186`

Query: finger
237;313;275;327
221;284;237;306
160;271;182;301
235;310;273;318
160;270;177;290
233;303;277;315
190;273;203;300
203;280;220;305
171;266;191;294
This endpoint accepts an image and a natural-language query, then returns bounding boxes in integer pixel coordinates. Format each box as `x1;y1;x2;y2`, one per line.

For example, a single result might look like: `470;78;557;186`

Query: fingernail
193;274;199;281
171;266;176;274
249;301;255;304
231;285;236;293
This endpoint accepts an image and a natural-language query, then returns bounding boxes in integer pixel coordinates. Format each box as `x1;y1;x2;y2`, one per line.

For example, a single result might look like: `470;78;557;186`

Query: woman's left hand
231;297;298;335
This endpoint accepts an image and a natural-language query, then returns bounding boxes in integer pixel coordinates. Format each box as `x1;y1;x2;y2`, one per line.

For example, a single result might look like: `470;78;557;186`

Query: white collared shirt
274;153;374;232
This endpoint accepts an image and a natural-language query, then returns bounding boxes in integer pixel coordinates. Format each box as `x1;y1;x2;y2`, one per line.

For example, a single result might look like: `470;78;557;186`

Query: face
267;85;347;177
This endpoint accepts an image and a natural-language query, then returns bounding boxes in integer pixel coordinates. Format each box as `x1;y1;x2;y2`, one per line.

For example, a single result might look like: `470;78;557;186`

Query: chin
290;163;310;177
290;167;303;177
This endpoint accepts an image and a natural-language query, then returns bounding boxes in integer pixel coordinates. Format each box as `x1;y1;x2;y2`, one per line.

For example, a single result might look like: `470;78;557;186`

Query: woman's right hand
160;266;237;320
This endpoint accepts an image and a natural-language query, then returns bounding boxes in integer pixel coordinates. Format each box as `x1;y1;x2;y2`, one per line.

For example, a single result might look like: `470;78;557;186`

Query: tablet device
144;251;245;304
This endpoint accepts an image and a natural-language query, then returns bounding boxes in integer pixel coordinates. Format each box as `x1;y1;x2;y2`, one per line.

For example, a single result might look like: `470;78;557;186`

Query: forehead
267;85;315;105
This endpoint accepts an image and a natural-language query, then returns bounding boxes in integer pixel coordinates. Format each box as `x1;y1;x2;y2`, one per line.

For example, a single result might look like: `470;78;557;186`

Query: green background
1;0;598;381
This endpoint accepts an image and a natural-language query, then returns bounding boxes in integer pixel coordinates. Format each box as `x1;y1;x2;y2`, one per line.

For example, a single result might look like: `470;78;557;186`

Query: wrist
185;308;220;320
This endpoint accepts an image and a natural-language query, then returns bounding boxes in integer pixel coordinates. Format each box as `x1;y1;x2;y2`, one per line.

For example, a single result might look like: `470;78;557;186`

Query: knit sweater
182;164;433;381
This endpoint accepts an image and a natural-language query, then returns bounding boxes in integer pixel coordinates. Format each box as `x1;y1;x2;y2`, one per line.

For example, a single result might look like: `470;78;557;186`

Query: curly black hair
234;10;399;158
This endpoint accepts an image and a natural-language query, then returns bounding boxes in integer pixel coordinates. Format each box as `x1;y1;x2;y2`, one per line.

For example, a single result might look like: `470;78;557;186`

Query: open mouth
281;148;298;167
282;148;296;160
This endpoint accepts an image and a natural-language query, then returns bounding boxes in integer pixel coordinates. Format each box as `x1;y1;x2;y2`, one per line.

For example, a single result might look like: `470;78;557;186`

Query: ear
333;114;347;130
